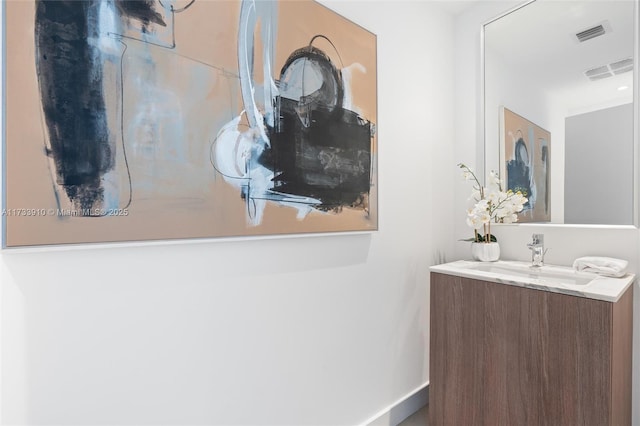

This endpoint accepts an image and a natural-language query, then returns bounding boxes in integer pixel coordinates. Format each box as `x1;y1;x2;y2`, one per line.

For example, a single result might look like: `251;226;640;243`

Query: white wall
565;103;634;225
1;1;455;425
454;2;640;423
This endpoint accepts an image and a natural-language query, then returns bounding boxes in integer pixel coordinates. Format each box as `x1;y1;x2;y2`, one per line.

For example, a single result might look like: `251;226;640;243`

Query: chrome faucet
527;233;546;267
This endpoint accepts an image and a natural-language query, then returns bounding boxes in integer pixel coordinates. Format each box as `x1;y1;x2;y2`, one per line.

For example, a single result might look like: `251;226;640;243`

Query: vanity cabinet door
430;274;486;425
429;272;632;426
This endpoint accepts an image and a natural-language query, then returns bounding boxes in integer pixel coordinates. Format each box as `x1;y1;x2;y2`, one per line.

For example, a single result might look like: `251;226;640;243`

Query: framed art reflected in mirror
500;106;551;223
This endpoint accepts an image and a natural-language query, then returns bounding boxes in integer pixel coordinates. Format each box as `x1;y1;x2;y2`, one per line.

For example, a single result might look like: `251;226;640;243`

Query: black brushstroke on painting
35;0;112;210
507;137;532;208
115;0;167;28
541;144;549;214
34;0;163;211
264;100;371;210
261;42;373;211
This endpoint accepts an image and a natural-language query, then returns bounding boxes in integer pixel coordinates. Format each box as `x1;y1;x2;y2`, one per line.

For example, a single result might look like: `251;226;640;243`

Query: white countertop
430;260;635;303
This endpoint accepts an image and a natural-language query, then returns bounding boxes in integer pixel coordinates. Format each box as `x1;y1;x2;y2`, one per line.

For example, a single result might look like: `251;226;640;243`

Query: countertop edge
430;261;635;303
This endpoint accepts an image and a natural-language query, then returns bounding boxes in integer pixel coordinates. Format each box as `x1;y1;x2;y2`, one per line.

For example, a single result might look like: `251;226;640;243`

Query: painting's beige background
502;107;550;223
5;0;378;247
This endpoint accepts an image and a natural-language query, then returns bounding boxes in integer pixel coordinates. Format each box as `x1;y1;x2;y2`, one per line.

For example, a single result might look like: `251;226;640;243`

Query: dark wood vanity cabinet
429;272;633;426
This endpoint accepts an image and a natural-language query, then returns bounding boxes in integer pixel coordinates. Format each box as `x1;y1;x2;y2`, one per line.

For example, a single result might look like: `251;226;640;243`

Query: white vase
471;242;500;262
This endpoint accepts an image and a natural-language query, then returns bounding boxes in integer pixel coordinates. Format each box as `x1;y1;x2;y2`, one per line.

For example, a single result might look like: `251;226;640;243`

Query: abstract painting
4;0;378;247
500;107;550;223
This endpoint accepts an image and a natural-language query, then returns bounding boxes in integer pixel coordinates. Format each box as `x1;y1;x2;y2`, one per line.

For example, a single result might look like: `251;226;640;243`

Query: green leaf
473;234;498;243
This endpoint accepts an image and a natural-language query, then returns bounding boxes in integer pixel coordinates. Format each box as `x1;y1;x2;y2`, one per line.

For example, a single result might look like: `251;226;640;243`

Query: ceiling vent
575;21;611;43
584;57;634;81
610;58;634;75
576;25;605;42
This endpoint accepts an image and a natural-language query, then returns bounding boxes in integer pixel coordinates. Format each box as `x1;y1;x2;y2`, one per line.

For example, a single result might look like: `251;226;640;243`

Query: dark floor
397;404;428;426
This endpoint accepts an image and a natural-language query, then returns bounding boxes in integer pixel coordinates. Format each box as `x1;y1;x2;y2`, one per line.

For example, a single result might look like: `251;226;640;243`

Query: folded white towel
572;256;628;278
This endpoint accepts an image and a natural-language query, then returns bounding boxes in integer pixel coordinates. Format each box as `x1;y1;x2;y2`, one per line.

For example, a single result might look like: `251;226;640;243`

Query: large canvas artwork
500;107;550;223
4;0;378;247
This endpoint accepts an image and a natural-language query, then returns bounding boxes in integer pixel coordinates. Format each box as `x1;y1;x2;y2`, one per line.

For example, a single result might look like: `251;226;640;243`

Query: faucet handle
531;233;544;245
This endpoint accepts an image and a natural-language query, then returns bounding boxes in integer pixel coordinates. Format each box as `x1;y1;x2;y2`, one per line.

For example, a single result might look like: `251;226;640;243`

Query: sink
466;262;594;285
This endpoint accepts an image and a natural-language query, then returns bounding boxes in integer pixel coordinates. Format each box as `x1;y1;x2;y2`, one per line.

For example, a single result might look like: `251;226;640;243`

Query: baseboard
363;383;429;426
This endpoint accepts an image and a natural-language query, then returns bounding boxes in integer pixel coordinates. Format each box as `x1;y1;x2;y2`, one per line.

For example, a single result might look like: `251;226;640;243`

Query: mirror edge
634;0;639;227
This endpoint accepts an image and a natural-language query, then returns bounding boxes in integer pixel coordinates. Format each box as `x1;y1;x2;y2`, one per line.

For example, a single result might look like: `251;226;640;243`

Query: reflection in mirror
483;0;637;225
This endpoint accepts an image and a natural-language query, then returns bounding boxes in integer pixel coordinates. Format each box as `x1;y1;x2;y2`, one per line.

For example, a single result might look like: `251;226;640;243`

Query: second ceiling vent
584;57;634;81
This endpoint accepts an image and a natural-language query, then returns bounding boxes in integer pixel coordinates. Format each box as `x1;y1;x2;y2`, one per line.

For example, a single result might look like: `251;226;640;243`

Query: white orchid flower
462;171;474;181
460;163;531;242
501;213;518;224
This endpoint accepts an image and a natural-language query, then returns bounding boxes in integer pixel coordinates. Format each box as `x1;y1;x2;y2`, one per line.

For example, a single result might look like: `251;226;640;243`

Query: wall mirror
483;0;638;225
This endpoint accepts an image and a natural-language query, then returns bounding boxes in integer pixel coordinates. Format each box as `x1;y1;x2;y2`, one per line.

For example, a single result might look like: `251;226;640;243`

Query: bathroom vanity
429;261;634;426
